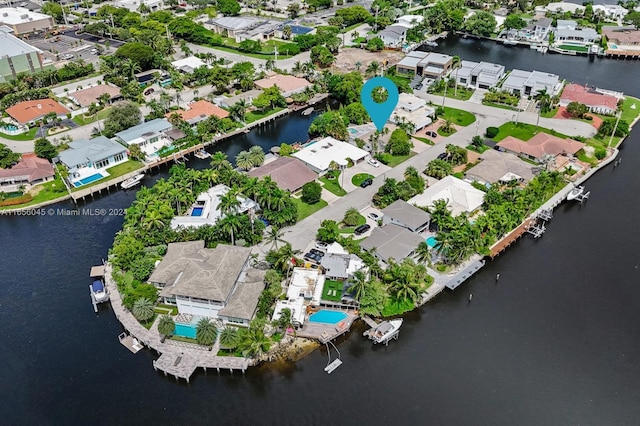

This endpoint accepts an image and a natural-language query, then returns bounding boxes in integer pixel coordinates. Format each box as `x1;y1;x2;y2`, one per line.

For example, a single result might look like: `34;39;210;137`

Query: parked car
437;152;449;160
360;178;373;188
354;224;371;236
415;83;423;90
304;252;322;263
368;212;380;221
315;241;328;250
90;48;98;55
144;87;155;96
367;158;380;168
426;131;437;138
309;248;325;257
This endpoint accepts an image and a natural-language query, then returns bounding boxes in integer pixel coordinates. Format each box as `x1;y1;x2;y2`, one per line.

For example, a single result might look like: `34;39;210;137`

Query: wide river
1;38;639;425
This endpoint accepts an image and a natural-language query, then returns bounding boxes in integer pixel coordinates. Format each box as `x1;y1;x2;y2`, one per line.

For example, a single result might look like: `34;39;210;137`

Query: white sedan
367;158;380;168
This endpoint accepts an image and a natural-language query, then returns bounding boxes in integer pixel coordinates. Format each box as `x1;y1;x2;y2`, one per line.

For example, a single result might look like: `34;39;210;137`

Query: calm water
1;44;640;425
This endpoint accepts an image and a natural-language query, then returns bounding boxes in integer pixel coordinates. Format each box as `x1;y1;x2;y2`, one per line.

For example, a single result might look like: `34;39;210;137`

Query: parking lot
28;30;123;64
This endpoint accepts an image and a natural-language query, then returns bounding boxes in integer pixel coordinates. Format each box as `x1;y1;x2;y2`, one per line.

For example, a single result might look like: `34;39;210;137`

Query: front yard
292;197;328;221
319;172;347;196
491;122;569;142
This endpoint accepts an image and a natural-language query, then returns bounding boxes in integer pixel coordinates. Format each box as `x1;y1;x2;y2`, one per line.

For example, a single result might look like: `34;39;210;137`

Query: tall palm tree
292;61;303;77
219;326;241;350
349;270;367;301
235;150;254;171
248;145;265;167
414;241;431;265
343;207;361;226
282;25;292;40
195;317;218;346
210;152;232;171
157;315;175;340
219;190;241;215
219;214;242;245
265;58;275;71
451;55;461;97
366;61;381;77
230;99;247;123
239;325;270;357
265;226;287;249
132;297;155;322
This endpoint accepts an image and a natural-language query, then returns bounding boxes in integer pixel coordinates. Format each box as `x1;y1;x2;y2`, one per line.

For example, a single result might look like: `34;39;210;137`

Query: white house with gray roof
114;118;175;159
206;17;279;41
320;253;366;281
396;51;453;78
150;241;264;326
381;199;431;233
57;136;128;187
360;224;424;263
501;69;562;97
454;61;505;89
373;25;408;48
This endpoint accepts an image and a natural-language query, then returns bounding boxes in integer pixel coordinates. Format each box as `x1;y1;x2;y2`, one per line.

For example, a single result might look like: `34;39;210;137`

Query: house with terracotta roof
68;84;122;108
254;72;312;97
247;156;317;192
6;98;69;126
560;84;619;115
496;132;585;162
0;152;54;192
165;100;229;126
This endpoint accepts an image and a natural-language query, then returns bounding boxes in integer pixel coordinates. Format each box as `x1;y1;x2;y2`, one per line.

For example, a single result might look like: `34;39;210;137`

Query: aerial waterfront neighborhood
2;0;640;382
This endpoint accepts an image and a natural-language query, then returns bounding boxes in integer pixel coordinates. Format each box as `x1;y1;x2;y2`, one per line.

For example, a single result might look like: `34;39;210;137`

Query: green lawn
319;173;347;196
430;86;475;101
0;127;38;141
351;173;373;187
70;160;144;192
0;176;69;210
482;101;519;111
558;44;589;52
340;22;363;33
292;197;328;221
339;213;366;234
441;107;476;126
620;96;640;124
492;122;569;142
541;107;559;118
208;44;294;59
414;136;435;145
384;153;414;167
72;108;110;126
245;107;286;124
466;144;491;153
322;279;344;302
437;127;457;137
381;297;415;317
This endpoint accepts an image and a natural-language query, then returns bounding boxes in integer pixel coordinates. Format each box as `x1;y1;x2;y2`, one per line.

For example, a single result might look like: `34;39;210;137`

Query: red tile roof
6;98;69;125
0;153;54;183
497;132;585;159
247;157;317;192
561;84;618;110
165;100;229;122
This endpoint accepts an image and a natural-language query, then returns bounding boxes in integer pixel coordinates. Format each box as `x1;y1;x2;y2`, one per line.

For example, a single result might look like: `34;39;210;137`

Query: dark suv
354;224;371;236
360;178;373;188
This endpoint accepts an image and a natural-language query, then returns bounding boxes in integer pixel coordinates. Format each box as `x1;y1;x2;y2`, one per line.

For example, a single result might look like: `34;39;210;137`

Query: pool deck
104;263;250;383
296;312;359;344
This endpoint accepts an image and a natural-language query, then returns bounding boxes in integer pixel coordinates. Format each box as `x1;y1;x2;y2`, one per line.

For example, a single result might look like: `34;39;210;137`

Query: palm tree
534;88;552;128
157;315;175;341
219;214;242;245
292;61;303;76
132;297;155;322
248;145;265;167
349;270;367;301
343;207;361;226
451;55;461;97
219;189;241;216
429;199;451;230
239;325;270;357
414;241;431;265
230;99;247;123
235;150;254;171
351;30;360;41
265;58;275;71
282;25;292;40
210;152;232;171
219;326;241;350
265;226;287;249
195;317;218;346
366;61;381;77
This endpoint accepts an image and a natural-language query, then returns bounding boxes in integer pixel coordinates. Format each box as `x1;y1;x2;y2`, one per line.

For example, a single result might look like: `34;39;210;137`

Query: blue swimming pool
174;322;197;339
348;128;357;134
426;236;437;248
3;124;18;131
309;310;348;324
610;43;618;49
191;207;204;217
73;173;104;187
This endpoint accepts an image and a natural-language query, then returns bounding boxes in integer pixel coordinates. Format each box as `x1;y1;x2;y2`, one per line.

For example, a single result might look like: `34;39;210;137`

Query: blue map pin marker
361;76;399;132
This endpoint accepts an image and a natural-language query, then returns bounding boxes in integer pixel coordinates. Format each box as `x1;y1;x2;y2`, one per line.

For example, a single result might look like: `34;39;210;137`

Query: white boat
302;107;314;116
567;185;584;201
121;173;144;190
194;149;211;159
424;41;438;47
503;39;518;46
90;279;109;303
367;319;403;345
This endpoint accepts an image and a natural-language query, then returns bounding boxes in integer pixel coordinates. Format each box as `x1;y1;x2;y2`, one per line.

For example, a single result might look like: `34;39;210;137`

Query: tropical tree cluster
103;101;143;137
235;146;266;171
251;86;287;112
0;144;21;168
464;11;497;37
385;129;412;156
372;176;421;208
484;90;520;107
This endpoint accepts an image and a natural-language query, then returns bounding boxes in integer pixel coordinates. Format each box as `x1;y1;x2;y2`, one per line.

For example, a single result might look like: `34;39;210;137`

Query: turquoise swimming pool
73;173;104;187
426;236;437;248
309;310;347;324
174;322;197;339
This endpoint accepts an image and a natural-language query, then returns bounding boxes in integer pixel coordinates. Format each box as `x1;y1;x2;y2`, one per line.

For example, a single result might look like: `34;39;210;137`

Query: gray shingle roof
114;118;172;143
381;200;431;231
152;241;252;302
320;253;349;279
247;157;317;192
57;136;126;168
218;269;266;320
360;224;424;262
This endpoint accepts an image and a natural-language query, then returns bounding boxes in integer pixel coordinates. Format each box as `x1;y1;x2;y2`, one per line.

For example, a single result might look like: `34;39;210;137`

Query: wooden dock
490;218;536;259
296;312;358;344
103;263;250;383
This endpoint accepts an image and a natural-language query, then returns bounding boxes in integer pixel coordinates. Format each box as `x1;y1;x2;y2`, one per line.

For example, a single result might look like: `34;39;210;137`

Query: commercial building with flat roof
0;7;53;35
0;25;44;82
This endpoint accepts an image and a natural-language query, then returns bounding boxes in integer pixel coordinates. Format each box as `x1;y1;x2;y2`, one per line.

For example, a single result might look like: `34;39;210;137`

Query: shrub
594;146;606;160
485;126;499;138
301;181;322;204
0;194;32;206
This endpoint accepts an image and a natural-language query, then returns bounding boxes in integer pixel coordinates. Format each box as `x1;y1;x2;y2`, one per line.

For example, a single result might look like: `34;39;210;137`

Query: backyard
0;176;68;209
245;107;286;124
0;127;38;141
70;160;144;192
322;279;344;302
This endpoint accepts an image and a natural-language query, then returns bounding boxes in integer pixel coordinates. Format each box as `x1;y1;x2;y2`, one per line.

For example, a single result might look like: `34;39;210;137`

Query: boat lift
324;341;342;374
